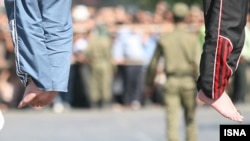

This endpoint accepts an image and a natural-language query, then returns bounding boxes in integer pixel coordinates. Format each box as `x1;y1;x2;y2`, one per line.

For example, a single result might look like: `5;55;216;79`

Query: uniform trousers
164;76;197;141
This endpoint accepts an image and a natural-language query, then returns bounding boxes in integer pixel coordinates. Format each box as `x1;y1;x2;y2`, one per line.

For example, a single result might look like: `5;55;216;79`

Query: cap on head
172;2;189;18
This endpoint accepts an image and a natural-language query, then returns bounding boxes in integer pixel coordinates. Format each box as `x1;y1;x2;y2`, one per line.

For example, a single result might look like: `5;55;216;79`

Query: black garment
71;63;91;108
197;0;248;99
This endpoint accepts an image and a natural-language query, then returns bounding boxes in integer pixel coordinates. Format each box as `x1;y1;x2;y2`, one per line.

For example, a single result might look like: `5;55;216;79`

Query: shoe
52;103;64;113
0;110;4;130
131;101;141;110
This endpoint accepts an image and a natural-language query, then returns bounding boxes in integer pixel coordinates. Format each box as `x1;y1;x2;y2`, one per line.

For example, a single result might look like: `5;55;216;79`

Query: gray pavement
0;104;250;141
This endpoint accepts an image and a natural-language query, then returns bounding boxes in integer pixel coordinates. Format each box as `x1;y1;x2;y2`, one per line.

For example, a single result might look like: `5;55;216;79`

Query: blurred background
0;0;250;141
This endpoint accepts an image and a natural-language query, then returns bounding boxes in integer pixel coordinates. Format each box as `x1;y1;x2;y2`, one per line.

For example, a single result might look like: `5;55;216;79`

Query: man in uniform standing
86;21;114;108
146;3;201;141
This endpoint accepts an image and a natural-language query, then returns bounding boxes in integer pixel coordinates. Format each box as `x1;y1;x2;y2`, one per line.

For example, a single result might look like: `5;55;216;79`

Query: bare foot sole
197;90;244;122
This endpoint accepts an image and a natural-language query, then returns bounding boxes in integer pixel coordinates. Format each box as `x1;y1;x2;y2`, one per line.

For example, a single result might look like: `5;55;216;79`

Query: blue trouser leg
4;0;73;92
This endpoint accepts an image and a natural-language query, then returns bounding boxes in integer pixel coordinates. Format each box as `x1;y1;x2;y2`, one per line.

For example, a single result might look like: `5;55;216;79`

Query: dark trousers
197;0;248;99
112;65;125;104
123;65;144;105
71;63;91;108
231;60;248;103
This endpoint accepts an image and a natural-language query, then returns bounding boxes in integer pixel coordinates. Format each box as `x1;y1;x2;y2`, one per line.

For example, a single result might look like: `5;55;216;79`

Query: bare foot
18;79;58;108
38;91;58;106
18;79;44;108
197;90;244;122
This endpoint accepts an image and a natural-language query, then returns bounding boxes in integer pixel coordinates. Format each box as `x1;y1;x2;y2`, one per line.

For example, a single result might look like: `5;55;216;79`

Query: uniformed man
86;22;114;108
145;3;201;141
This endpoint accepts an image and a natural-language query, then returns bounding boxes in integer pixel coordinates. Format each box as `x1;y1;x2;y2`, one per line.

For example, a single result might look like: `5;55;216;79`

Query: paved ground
0;104;250;141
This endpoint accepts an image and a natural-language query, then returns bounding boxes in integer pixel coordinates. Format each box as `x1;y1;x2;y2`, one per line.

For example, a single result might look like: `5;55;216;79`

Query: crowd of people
0;1;249;114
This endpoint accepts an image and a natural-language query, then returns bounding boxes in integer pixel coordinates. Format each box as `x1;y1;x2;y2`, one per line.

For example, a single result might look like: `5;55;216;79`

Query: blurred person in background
185;5;204;34
0;8;24;111
141;29;161;106
0;8;13;111
112;8;146;110
154;0;169;17
0;68;14;109
153;1;174;34
146;3;201;141
94;7;126;109
0;12;13;116
68;5;92;109
85;17;114;109
4;0;73;108
0;9;9;69
94;7;116;37
145;1;174;106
